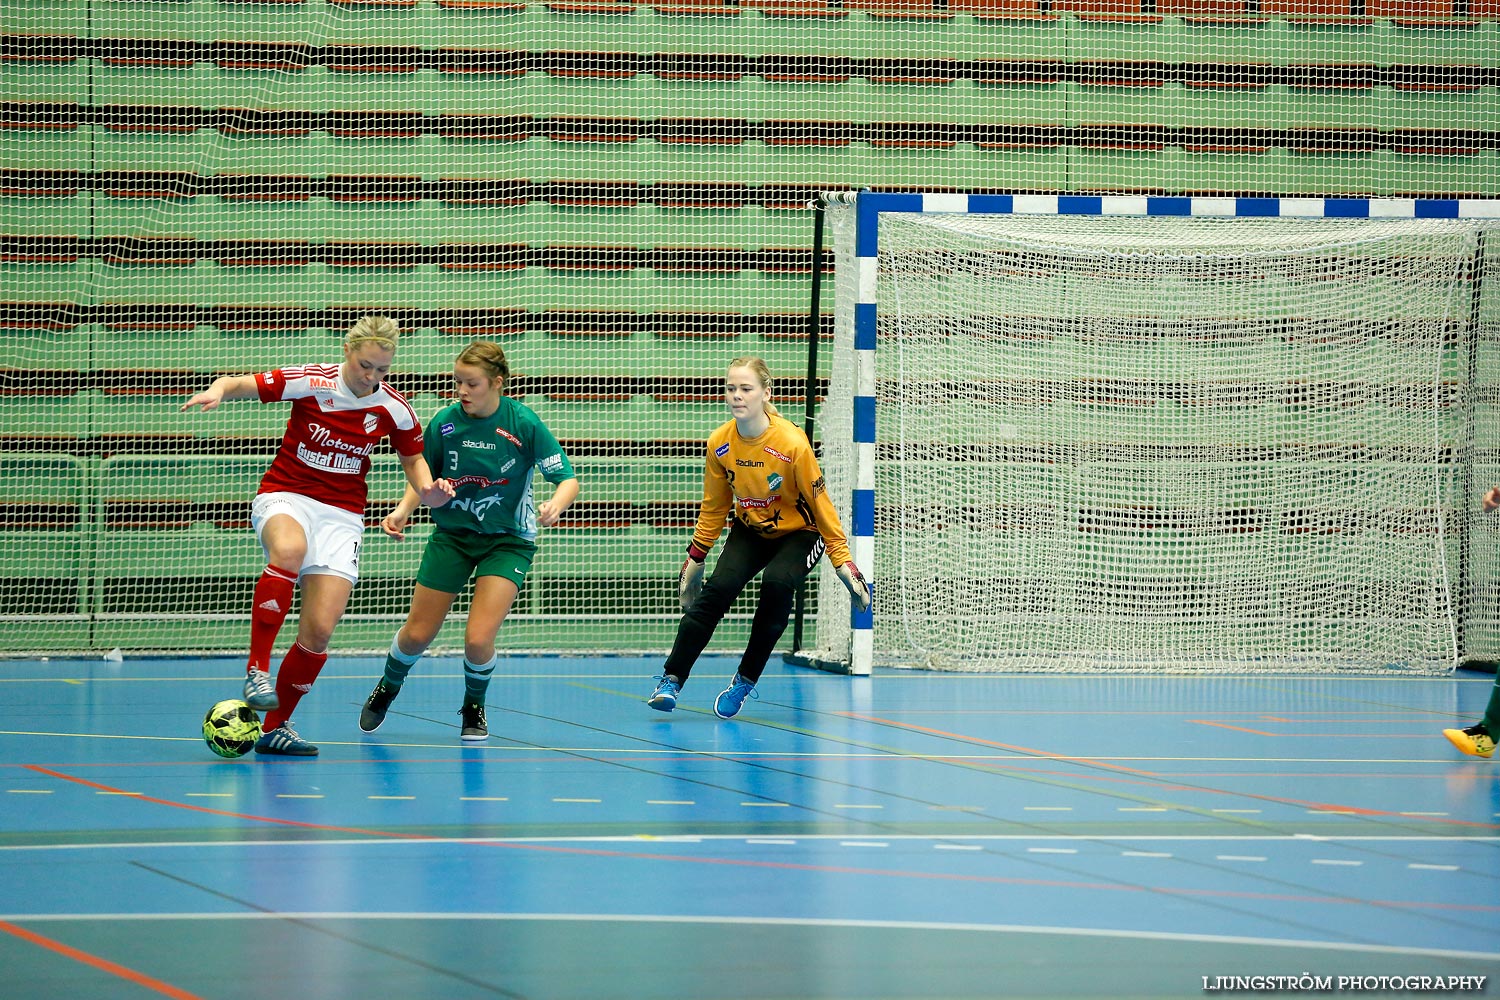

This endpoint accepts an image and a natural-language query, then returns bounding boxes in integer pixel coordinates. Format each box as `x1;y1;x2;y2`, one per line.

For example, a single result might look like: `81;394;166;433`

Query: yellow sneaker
1443;725;1496;759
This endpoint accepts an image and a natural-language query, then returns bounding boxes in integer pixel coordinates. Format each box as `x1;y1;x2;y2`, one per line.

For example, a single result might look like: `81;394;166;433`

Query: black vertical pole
792;196;828;653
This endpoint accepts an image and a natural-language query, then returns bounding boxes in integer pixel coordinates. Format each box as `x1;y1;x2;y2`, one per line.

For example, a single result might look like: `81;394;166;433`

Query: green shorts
416;528;537;595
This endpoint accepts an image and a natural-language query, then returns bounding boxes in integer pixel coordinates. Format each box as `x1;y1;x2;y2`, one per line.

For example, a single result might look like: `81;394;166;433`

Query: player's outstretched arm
399;453;453;508
380;486;422;541
1484;486;1500;513
180;374;259;412
836;561;872;613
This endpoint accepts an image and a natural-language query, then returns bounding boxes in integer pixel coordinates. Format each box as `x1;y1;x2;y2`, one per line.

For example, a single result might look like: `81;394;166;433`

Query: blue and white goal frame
827;191;1500;677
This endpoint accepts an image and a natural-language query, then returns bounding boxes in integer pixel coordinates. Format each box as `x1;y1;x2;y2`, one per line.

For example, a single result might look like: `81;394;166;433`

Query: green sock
1482;675;1500;735
463;653;497;704
383;635;421;689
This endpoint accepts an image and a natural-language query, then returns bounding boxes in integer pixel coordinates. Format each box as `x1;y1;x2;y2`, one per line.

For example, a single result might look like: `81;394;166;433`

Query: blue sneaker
648;674;681;712
254;722;319;757
243;668;278;711
713;673;757;719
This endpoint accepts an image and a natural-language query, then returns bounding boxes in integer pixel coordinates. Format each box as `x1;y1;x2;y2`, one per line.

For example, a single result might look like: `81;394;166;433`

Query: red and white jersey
254;363;424;514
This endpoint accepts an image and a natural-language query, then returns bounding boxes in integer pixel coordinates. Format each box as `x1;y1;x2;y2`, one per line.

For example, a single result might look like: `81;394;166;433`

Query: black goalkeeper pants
662;520;825;686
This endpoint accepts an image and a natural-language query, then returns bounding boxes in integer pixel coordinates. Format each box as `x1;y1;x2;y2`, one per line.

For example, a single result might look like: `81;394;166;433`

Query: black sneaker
459;701;488;742
359;680;399;733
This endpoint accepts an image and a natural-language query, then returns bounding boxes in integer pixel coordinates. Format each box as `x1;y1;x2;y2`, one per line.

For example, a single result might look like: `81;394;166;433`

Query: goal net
810;195;1500;674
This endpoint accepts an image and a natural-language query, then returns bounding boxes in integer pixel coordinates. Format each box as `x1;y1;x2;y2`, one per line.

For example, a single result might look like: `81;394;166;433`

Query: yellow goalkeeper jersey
691;414;853;567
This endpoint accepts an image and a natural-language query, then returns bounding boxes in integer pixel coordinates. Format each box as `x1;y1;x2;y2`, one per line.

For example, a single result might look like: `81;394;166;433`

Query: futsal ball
203;699;262;759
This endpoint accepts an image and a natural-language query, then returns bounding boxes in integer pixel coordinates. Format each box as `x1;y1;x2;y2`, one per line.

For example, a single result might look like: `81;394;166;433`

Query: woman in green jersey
358;341;579;741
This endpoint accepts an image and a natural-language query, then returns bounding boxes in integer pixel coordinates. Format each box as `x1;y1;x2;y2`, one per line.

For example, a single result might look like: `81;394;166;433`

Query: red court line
845;724;1500;831
0;919;205;1000
1191;720;1457;738
837;712;1161;775
23;766;1500;910
23;765;434;840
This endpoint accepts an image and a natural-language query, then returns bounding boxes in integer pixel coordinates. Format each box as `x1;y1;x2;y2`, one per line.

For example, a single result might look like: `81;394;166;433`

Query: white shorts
251;491;364;585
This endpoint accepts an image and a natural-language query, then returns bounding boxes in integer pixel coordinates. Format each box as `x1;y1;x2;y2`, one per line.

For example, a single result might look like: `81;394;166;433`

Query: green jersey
424;397;575;542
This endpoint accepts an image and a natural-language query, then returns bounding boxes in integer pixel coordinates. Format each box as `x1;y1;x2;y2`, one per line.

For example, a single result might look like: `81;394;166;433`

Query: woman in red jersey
182;316;453;757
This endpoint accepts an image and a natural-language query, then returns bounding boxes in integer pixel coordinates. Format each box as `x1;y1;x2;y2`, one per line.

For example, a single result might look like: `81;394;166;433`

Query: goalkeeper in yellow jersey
1443;486;1500;759
648;357;871;718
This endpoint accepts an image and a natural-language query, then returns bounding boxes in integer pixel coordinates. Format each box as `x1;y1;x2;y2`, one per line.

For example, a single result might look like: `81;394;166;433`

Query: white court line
0;911;1493;962
2;834;1496;852
0;729;1481;762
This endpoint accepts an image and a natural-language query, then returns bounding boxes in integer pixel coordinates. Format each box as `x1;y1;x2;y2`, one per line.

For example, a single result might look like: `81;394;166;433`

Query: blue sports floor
1;655;1497;1000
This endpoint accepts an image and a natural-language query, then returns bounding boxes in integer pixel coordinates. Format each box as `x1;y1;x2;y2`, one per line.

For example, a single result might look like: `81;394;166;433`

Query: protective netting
814;210;1500;672
4;1;1500;656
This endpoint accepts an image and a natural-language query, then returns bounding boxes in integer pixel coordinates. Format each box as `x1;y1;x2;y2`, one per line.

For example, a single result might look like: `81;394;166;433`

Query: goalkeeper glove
678;543;708;610
836;560;872;613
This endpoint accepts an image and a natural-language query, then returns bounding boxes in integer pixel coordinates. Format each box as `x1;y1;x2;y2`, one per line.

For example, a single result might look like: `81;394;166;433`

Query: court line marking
4;833;1497;852
837;712;1161;776
0;919;203;1000
0;912;1495;963
1;729;1487;762
2;669;1482;684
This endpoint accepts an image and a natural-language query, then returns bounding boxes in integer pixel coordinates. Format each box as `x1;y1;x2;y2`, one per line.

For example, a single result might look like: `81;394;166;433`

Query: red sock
248;565;297;674
262;641;328;732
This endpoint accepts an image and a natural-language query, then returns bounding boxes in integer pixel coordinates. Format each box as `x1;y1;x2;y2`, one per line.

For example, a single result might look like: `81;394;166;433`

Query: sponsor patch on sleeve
714;443;730;458
440;421;455;436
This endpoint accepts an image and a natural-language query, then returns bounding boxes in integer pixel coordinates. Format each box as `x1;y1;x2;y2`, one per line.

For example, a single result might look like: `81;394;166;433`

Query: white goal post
803;193;1500;676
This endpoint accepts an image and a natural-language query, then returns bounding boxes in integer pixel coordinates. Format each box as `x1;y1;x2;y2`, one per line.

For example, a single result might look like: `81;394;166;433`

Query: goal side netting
807;200;1500;674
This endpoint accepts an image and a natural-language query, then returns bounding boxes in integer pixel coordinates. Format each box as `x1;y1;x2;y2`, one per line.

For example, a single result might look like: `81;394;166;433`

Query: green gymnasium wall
2;0;1498;654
